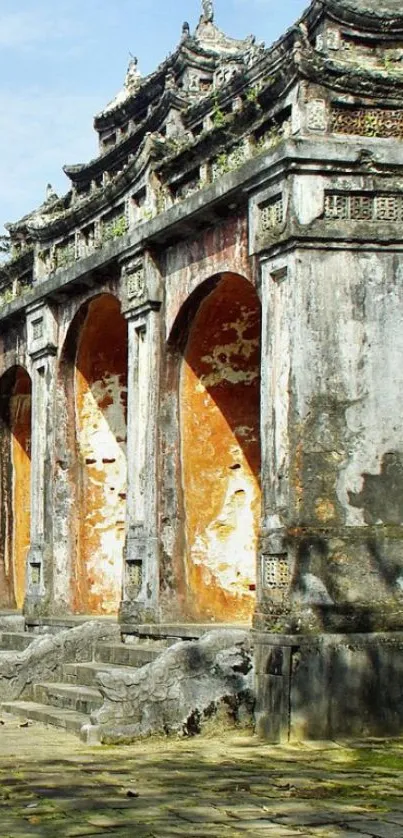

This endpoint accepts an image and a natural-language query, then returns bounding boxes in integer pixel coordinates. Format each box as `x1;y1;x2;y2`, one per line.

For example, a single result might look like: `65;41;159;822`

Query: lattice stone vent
260;195;284;231
331;107;403;138
263;557;290;590
324;191;403;222
32;318;44;340
127;560;143;590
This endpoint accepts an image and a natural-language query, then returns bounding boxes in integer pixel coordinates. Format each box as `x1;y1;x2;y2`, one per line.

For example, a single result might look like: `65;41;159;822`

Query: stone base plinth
118;599;159;626
254;631;403;742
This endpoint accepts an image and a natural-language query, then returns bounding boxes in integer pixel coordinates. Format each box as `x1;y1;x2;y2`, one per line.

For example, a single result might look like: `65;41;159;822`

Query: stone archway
0;366;32;609
67;294;128;615
179;273;261;622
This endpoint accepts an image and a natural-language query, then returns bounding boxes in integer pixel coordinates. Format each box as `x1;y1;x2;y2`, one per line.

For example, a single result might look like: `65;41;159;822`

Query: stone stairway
0;623;214;737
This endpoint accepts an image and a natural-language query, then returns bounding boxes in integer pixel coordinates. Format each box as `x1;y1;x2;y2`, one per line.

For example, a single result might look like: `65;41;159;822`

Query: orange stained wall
74;295;128;615
3;368;32;609
180;273;261;622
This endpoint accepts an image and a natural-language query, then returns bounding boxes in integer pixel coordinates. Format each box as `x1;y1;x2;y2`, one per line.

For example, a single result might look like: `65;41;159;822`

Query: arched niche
0;366;32;609
177;272;262;622
60;293;128;615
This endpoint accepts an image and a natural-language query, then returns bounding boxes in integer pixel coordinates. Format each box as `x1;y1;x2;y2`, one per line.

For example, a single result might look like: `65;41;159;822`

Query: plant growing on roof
212;94;226;129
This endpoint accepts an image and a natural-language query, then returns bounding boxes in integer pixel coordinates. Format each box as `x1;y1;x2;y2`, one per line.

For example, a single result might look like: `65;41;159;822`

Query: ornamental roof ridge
326;0;403;27
10;0;403;236
6;190;70;236
95;5;258;124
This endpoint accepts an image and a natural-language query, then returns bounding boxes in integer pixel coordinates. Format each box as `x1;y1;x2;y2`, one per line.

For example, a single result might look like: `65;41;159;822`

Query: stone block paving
1;714;403;837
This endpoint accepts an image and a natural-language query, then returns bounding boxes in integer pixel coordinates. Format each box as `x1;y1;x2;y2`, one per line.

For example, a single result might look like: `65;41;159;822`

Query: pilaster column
255;256;293;630
119;252;162;624
24;301;58;617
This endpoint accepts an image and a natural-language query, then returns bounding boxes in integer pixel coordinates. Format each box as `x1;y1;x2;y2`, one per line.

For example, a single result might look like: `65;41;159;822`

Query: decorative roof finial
45;183;58;202
201;0;214;23
125;54;141;90
182;21;190;40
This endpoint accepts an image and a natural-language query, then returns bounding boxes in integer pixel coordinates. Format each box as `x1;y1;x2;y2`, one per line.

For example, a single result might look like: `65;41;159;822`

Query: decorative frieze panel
126;265;145;300
262;556;290;590
32;318;44;341
121;251;162;316
331;107;403;139
324;191;403;222
122;258;145;304
126;559;143;594
306;99;328;132
27;302;58;358
316;29;341;53
260;194;284;232
30;563;41;587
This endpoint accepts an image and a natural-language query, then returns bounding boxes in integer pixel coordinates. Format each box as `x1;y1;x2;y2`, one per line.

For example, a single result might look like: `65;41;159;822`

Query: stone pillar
119;252;162;624
24;302;58;617
255;255;293;631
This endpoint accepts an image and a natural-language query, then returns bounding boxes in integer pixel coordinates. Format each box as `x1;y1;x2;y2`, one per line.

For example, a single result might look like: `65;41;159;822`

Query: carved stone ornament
326;29;341;51
260;195;284;232
124;263;145;300
32;318;44;341
324;191;403;222
306;99;327;132
202;0;214;23
125;56;141;91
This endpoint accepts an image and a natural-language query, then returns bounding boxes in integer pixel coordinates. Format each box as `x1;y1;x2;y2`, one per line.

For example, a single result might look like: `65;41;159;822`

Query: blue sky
0;0;307;234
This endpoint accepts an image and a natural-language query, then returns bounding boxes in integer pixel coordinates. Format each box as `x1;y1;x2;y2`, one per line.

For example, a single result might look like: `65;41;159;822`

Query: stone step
34;682;103;715
0;613;25;633
122;623;246;640
0;632;36;651
95;642;161;667
63;661;137;688
1;701;88;735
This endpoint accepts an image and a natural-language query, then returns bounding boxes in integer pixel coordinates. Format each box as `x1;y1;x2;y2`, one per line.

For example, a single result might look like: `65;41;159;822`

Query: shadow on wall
287;632;403;740
349;451;403;526
286;449;403;633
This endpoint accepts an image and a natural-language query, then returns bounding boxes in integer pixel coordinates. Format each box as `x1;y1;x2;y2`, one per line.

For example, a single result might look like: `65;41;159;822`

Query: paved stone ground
0;714;403;837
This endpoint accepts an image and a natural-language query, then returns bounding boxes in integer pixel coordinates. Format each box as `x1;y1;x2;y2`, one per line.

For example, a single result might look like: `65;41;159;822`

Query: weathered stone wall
1;137;403;635
163;214;252;338
282;249;403;631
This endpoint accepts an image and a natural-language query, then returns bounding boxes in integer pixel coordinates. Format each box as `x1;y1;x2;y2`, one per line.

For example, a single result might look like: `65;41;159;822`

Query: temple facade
1;0;403;673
